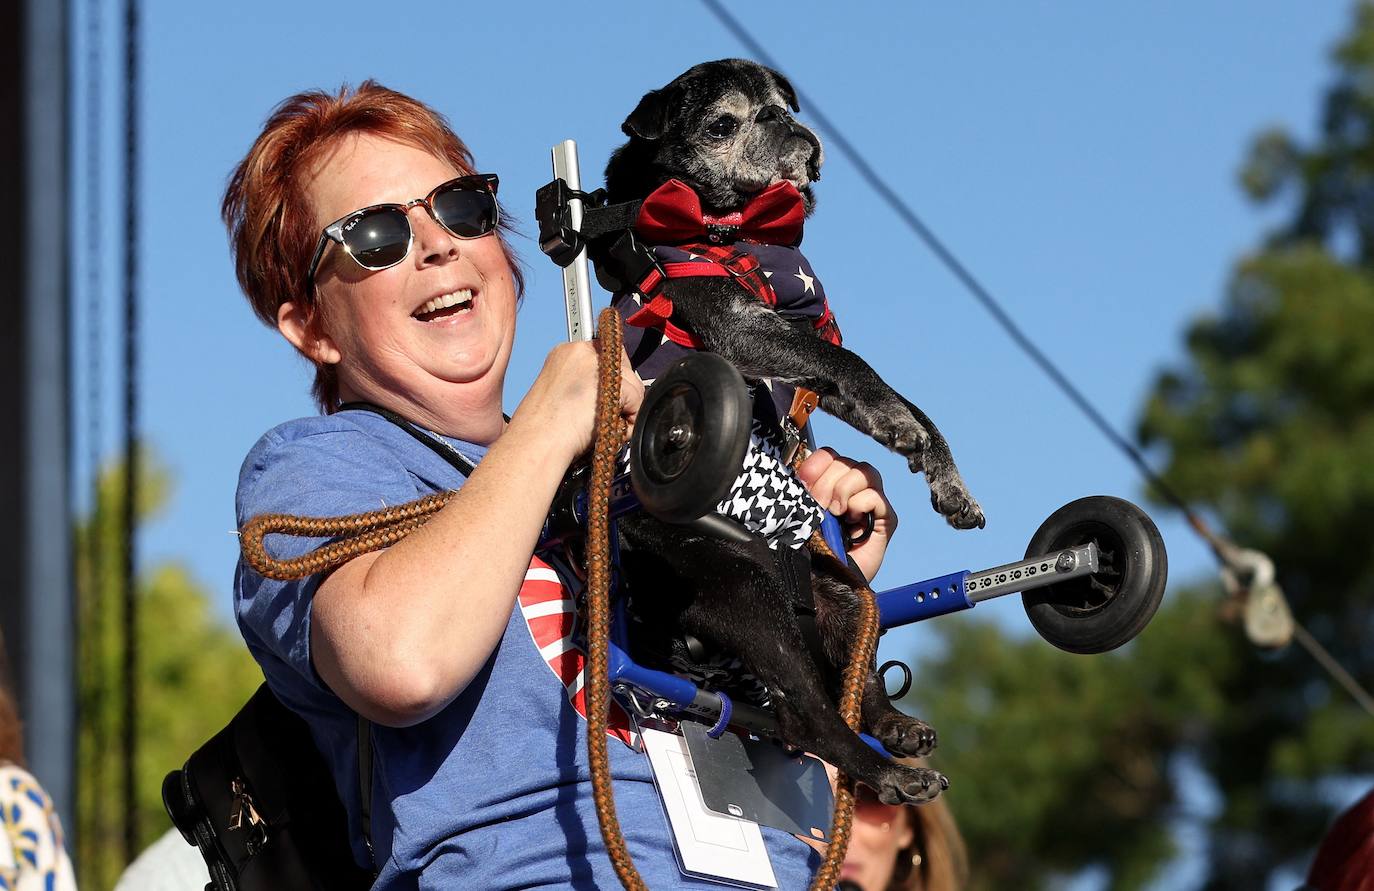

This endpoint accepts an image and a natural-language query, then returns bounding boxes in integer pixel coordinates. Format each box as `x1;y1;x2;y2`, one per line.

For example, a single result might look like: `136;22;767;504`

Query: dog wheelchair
539;346;1168;748
535;141;1169;752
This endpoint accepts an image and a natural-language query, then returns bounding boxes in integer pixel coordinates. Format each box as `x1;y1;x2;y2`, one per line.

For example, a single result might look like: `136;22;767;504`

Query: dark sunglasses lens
855;788;899;822
433;185;497;238
342;209;411;268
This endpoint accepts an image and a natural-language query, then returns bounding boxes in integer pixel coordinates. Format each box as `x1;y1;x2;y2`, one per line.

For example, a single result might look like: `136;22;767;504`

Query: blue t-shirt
234;408;819;889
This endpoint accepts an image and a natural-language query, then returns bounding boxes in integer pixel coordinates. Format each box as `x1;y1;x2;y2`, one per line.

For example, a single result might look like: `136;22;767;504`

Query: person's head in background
842;776;968;891
0;630;22;766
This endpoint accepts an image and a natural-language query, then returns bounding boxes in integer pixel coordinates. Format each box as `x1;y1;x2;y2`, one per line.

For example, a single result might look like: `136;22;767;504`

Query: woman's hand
796;447;897;581
512;340;644;466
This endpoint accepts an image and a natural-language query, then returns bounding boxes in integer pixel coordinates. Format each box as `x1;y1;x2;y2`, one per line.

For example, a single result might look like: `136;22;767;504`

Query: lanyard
338;401;478;478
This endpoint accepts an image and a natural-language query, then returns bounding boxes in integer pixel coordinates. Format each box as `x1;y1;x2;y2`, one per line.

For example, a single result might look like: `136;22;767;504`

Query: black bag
162;683;376;890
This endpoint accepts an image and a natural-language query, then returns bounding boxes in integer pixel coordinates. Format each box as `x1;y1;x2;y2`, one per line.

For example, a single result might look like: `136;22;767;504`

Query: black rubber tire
630;352;753;524
1021;495;1168;654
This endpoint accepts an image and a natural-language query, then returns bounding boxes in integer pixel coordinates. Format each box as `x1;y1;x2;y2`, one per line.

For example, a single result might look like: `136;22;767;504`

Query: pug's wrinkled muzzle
790;122;823;182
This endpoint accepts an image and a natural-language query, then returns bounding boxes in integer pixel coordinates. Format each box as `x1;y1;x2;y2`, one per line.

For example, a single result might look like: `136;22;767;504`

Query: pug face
606;59;825;213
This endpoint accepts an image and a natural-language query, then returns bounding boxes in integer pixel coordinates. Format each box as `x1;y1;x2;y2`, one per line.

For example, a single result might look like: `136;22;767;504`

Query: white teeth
415;288;473;317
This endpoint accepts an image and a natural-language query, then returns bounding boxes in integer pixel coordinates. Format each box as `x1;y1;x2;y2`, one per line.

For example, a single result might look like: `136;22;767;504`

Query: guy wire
700;0;1374;717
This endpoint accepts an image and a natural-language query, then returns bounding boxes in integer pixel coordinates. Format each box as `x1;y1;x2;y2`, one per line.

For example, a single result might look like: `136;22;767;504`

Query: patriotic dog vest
610;179;842;550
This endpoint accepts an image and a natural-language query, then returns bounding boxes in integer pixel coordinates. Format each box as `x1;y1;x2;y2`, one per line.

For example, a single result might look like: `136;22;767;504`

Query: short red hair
222;81;524;412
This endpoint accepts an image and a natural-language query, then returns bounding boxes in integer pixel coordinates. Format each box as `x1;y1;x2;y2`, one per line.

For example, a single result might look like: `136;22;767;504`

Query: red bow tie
634;179;805;246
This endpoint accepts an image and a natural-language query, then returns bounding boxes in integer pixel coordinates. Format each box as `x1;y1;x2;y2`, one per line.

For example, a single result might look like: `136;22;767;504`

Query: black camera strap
334;402;484;871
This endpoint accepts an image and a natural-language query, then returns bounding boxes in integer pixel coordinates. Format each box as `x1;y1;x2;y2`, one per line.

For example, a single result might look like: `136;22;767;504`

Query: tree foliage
909;5;1374;888
74;453;263;890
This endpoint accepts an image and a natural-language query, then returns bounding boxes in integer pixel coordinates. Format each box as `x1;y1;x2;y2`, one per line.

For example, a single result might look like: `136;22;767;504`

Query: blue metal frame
539;466;988;746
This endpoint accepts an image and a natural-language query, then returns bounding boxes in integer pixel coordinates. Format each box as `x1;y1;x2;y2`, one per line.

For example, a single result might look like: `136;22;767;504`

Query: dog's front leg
663;279;984;530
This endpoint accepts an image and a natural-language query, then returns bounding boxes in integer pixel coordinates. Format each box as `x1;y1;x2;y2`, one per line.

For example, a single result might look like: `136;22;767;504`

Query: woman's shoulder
245;410;394;454
236;412;420;519
0;762;52;805
0;762;77;890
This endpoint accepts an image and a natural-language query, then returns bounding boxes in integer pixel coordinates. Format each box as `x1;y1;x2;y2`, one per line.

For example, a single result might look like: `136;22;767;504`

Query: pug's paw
871;713;938;758
874;764;949;806
929;473;985;530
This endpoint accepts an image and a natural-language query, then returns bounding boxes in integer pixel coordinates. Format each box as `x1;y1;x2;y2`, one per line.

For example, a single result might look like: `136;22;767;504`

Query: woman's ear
896;809;916;852
277;300;341;365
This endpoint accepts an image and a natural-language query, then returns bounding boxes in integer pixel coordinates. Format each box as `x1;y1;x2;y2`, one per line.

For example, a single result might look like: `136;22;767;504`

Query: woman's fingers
619;348;644;427
798;448;885;519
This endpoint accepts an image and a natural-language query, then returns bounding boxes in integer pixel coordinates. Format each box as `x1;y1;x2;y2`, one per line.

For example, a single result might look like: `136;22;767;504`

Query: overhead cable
700;0;1374;717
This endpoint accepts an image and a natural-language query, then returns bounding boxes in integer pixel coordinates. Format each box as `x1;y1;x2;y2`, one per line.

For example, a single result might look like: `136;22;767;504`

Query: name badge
680;721;834;842
638;720;779;888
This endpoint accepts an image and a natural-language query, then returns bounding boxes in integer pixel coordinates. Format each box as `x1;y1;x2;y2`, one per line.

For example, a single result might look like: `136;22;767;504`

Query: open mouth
413;288;475;322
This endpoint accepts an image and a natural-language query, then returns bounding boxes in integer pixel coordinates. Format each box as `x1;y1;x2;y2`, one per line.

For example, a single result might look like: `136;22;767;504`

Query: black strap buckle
602;230;666;295
535;178;607;268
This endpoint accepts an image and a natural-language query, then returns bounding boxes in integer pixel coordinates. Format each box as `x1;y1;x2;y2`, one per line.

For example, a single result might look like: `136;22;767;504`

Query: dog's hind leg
811;565;938;758
621;519;947;804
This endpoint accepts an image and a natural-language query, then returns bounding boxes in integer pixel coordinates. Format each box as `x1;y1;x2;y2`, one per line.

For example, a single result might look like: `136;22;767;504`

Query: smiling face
283;133;517;436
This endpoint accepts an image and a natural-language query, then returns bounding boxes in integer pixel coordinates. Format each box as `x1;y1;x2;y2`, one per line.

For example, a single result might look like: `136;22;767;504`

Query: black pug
601;59;983;805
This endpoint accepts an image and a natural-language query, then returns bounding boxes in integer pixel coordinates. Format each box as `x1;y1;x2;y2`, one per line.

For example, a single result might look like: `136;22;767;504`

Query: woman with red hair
224;82;900;889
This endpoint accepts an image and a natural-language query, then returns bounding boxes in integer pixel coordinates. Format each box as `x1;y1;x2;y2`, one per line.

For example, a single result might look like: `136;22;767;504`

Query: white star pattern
794;266;815;294
762;270;774;278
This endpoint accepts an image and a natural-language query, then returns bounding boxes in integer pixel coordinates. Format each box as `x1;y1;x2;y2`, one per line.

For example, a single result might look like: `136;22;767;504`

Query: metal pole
0;0;76;828
120;0;141;863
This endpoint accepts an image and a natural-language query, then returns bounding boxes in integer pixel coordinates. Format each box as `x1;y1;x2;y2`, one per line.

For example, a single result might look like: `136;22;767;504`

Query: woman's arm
795;447;897;581
309;341;642;727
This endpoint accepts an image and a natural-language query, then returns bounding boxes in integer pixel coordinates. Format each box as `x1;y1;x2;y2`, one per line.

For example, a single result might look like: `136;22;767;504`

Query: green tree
75;453;264;890
909;5;1374;888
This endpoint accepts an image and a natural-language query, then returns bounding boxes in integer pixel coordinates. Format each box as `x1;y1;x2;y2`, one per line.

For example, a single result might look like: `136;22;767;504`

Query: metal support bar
551;140;594;342
964;542;1099;603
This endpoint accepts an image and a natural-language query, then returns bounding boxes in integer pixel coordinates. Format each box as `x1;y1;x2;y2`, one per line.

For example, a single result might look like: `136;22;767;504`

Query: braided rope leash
240;493;454;580
584;306;648;890
801;514;880;891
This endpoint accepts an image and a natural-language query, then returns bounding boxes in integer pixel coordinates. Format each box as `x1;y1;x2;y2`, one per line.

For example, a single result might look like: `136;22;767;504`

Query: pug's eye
706;115;738;140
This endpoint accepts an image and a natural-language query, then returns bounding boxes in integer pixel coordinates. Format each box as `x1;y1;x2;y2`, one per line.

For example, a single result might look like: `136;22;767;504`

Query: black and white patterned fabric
717;406;823;551
624;380;824;551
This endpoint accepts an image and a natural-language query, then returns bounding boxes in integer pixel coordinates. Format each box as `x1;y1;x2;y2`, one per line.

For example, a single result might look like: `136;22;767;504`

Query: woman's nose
410;204;459;266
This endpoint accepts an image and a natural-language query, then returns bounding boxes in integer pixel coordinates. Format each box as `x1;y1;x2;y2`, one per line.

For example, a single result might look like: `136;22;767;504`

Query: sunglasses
306;173;500;287
854;787;903;828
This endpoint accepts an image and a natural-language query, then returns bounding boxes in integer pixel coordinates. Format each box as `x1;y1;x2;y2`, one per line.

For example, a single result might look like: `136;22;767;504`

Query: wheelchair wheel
1021;496;1168;654
631;353;752;524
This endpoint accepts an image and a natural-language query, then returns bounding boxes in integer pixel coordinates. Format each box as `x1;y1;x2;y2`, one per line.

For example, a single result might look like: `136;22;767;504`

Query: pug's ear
622;87;676;140
769;69;800;113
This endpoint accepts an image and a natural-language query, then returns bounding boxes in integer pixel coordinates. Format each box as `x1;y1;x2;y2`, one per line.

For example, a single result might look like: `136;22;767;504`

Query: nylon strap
334;401;482;874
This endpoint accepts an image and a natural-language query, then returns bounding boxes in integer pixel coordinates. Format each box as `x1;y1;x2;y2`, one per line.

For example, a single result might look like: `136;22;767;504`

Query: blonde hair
897;790;968;891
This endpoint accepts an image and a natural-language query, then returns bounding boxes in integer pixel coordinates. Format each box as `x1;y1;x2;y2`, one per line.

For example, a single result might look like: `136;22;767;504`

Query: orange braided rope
583;307;647;890
801;516;880;891
240;493;453;580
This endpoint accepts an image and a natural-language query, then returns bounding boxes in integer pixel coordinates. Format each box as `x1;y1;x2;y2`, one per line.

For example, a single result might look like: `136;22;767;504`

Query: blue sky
66;2;1355;642
67;2;1355;887
71;0;1353;642
82;0;1353;726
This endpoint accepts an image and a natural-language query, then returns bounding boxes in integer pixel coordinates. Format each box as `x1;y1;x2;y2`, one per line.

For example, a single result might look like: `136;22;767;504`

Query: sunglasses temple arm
305;231;336;291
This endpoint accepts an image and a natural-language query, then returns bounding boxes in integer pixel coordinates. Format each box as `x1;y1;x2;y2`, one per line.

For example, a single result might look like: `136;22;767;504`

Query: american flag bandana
517;554;636;746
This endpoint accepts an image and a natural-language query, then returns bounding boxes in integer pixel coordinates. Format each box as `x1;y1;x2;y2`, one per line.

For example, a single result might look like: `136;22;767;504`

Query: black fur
608;60;982;805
